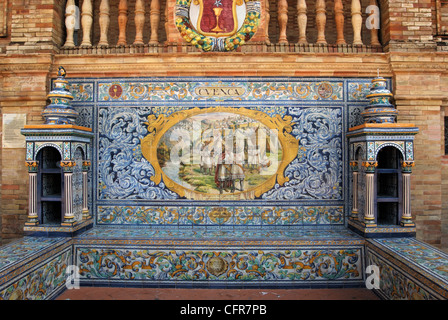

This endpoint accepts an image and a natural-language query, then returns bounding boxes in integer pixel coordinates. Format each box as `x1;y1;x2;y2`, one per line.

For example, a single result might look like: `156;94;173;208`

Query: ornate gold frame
140;107;299;200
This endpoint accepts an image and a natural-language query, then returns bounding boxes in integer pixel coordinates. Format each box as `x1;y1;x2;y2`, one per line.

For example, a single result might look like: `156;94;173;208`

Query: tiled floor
57;287;380;300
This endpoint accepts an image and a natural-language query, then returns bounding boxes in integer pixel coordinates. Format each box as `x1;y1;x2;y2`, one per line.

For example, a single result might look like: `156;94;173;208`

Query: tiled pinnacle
42;66;79;125
362;76;398;124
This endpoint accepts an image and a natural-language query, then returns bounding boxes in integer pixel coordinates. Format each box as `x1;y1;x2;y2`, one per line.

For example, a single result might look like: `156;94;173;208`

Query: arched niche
375;145;403;226
36;146;64;225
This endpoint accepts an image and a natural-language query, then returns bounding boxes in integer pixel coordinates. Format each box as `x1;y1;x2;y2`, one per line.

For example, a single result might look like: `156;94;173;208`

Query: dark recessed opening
377;202;398;225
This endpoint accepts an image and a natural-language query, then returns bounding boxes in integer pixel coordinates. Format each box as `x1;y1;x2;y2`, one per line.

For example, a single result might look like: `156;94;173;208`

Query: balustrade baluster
352;0;363;45
316;0;326;44
63;0;76;47
297;0;307;44
369;0;381;46
117;0;128;46
334;0;346;45
134;0;146;45
265;0;271;44
278;0;288;44
80;0;93;47
149;0;161;44
165;2;169;41
98;0;110;46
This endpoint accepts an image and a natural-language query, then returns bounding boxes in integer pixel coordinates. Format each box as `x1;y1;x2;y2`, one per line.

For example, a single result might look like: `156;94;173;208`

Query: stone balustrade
61;0;382;54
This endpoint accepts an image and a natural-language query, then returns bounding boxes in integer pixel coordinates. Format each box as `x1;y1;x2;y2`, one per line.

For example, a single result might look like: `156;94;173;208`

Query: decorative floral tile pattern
0;248;71;300
75;244;364;285
96;205;344;226
95;80;345;102
75;226;363;244
366;250;437;300
0;237;67;272
366;238;448;300
371;238;448;283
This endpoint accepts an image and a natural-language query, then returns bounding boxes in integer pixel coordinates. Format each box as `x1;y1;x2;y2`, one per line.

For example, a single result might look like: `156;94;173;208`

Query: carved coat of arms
175;0;261;52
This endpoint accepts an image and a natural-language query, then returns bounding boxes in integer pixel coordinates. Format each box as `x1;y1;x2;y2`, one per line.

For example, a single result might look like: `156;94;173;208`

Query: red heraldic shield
197;0;239;37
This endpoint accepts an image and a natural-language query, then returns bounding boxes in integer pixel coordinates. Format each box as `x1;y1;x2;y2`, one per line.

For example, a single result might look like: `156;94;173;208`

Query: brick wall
387;0;436;51
396;98;444;246
393;53;446;247
6;0;64;54
441;105;448;250
0;55;52;244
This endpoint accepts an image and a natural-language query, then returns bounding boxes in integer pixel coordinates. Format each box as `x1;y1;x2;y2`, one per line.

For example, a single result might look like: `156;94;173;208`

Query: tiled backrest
67;76;385;228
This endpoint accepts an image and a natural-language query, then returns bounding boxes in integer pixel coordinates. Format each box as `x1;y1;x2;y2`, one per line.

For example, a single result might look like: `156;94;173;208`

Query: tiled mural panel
67;77;387;226
96;106;343;201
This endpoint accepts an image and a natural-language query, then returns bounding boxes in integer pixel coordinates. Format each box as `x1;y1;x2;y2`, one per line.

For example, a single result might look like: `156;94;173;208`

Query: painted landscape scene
157;112;283;196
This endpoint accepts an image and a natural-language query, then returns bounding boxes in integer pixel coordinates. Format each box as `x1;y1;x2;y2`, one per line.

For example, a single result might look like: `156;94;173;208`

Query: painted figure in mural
153;111;286;199
200;141;214;175
215;149;245;194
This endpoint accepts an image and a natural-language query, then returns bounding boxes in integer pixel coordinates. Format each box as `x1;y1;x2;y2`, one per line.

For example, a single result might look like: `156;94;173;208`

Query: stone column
369;0;381;46
401;161;415;227
61;161;76;225
363;161;377;226
82;161;91;219
265;0;271;44
80;0;93;47
25;161;39;226
350;161;359;220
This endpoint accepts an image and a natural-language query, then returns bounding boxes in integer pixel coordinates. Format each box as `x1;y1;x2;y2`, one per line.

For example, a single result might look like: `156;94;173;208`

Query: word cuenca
195;86;245;97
